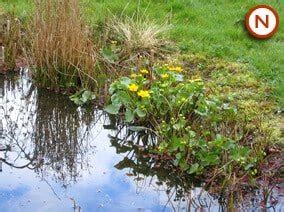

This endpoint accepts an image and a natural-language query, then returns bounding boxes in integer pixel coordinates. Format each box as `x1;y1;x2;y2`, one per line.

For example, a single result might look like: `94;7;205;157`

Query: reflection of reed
33;89;93;186
0;72;98;187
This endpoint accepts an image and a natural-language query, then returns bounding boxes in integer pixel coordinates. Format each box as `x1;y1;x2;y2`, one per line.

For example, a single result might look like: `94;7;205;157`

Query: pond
0;69;283;211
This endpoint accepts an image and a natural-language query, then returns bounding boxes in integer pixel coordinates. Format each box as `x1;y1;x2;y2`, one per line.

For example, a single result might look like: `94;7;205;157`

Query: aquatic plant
27;0;98;91
70;89;96;106
110;124;282;210
0;11;23;71
105;57;281;191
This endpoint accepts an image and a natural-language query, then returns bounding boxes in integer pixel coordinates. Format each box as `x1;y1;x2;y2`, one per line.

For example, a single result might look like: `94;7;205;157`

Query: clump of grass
27;0;98;91
101;12;172;72
109;16;169;53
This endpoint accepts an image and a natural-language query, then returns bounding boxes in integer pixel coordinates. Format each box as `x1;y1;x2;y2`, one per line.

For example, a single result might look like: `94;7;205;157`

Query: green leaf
111;93;123;106
179;160;190;171
101;47;118;63
104;104;120;114
72;98;83;106
244;163;254;170
173;123;182;130
109;82;119;94
82;90;95;102
169;137;183;152
125;109;134;123
135;107;146;118
69;89;95;106
188;163;199;174
175;152;183;162
201;153;219;166
120;77;132;86
117;91;131;105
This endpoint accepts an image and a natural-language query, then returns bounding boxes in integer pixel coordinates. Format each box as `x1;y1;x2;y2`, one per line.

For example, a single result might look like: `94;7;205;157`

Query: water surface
0;70;282;211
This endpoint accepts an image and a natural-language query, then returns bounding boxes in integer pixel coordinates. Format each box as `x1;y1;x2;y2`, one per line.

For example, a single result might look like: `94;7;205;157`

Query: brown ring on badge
245;5;280;39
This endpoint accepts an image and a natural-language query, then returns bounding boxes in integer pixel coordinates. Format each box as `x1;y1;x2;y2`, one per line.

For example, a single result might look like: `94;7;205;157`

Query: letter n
255;15;269;28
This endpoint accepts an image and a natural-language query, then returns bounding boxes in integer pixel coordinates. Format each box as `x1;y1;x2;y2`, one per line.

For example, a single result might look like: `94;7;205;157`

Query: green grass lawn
1;0;283;107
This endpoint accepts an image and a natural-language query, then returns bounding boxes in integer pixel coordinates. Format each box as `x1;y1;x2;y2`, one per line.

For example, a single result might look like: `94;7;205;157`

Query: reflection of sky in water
0;70;282;212
0;131;171;212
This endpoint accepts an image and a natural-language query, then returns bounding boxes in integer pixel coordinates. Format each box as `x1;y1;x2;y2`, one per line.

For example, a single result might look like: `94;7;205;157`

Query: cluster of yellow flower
127;66;184;98
137;90;150;98
188;78;203;84
128;83;138;92
130;73;141;78
167;66;183;73
140;69;149;74
128;69;151;98
161;74;169;79
130;69;149;78
128;83;150;98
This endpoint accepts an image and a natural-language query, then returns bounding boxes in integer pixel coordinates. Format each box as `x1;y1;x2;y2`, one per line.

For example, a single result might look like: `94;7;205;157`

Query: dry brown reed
28;0;98;91
0;11;23;71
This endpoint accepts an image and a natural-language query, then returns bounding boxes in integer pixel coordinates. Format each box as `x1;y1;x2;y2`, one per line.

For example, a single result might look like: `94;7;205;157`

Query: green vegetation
1;0;282;106
70;89;96;106
87;0;284;107
106;57;280;188
0;0;282;200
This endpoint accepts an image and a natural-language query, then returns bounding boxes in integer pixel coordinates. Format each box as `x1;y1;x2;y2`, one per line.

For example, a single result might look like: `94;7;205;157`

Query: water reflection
0;70;283;211
109;119;283;211
33;89;97;186
0;71;98;187
110;127;230;211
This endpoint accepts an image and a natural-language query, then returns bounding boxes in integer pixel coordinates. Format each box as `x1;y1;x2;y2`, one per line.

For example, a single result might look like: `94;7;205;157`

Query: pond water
0;69;283;212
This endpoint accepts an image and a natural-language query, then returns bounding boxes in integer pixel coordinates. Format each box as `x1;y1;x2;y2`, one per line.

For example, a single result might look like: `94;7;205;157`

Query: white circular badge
245;5;279;39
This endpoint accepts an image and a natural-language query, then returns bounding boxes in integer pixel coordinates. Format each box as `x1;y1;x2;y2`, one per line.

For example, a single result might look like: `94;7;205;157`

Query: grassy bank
1;0;283;107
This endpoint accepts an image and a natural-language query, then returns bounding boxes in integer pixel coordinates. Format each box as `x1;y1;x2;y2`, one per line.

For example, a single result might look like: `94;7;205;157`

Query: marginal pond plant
27;0;98;91
69;89;96;106
0;11;23;71
110;126;281;209
105;56;281;192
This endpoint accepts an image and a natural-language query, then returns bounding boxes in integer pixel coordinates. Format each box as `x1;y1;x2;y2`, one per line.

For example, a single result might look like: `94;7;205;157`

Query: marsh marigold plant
104;63;277;182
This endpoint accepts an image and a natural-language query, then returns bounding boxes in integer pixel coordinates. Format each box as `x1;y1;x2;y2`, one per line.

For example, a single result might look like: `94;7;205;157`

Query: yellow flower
168;66;183;73
128;84;138;92
161;74;169;79
130;74;137;78
137;90;150;98
175;66;183;72
189;78;203;83
140;69;149;74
